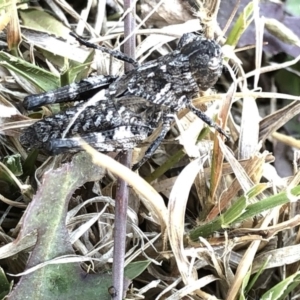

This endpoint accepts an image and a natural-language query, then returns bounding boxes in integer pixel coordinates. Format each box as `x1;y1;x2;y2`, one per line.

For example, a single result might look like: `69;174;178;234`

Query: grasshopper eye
130;117;138;124
208;57;221;71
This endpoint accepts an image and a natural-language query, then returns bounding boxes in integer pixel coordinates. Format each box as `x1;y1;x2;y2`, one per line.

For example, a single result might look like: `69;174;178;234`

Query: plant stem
112;0;136;299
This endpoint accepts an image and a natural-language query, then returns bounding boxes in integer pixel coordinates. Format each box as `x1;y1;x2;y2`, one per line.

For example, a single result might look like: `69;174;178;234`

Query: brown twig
112;0;136;299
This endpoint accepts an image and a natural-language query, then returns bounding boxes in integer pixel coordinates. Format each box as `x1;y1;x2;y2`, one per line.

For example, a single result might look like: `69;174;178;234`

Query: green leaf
286;0;300;16
19;9;70;38
0;51;59;92
226;1;255;47
7;152;111;300
261;271;300;300
189;184;300;241
222;183;269;226
22;149;38;177
239;270;251;300
3;154;23;176
125;260;151;280
245;256;271;294
69;50;95;83
60;49;95;86
221;195;247;227
235;185;300;224
0;267;11;299
0;162;19;189
189;184;269;240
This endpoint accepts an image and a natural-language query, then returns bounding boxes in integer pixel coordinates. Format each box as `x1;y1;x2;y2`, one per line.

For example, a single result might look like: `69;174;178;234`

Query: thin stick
112;1;136;299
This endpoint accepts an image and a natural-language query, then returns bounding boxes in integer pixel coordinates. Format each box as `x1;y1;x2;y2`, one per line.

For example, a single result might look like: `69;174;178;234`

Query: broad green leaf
19;9;70;38
0;51;59;91
7;152;111;300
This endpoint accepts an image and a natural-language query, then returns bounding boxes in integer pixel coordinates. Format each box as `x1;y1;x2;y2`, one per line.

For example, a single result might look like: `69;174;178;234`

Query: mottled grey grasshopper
20;32;227;170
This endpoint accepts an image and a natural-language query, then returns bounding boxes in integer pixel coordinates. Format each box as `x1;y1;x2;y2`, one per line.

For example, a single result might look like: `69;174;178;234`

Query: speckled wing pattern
20;33;226;169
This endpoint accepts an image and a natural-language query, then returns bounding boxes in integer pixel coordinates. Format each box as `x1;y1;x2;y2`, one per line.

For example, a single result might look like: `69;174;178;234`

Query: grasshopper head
180;36;223;91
